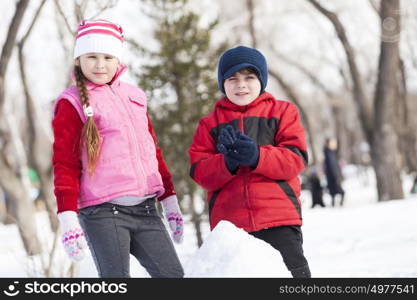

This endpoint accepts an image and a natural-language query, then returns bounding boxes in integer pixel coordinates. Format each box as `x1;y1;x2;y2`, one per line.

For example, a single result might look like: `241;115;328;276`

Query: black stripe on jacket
210;117;279;146
276;180;302;219
284;146;308;166
208;190;220;220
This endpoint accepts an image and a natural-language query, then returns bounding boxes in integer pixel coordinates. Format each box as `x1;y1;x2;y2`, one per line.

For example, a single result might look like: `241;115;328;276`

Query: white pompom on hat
73;19;124;61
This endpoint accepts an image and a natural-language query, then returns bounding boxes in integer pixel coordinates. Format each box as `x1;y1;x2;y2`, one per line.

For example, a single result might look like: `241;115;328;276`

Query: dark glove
217;125;238;153
228;132;259;168
217;125;239;173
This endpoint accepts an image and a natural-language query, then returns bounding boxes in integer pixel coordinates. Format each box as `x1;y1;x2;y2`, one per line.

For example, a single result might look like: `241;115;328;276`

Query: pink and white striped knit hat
73;19;124;61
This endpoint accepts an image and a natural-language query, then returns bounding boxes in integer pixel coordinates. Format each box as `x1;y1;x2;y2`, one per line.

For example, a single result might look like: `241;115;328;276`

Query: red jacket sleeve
188;119;235;192
146;113;176;200
252;102;308;180
52;99;83;213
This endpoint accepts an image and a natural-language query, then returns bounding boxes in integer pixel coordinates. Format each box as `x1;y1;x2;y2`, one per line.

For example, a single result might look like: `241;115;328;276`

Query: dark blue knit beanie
217;45;268;94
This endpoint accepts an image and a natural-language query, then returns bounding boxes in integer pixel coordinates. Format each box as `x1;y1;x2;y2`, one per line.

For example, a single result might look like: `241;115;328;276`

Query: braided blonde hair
74;65;101;176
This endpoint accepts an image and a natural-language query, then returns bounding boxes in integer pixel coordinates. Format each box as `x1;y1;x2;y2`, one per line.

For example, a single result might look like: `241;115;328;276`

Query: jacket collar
70;64;128;91
215;92;274;112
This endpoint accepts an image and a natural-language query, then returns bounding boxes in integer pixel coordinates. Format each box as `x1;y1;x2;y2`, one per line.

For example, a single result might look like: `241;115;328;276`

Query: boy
188;46;311;278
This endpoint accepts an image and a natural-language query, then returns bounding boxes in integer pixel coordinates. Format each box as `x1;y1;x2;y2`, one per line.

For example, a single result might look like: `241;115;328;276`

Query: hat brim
73;34;123;61
223;63;262;81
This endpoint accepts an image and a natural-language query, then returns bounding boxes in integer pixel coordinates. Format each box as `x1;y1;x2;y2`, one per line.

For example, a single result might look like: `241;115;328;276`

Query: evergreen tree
132;0;228;246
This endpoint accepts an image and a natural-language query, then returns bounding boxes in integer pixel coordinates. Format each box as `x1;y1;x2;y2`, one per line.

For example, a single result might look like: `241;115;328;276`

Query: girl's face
76;53;119;85
224;70;261;106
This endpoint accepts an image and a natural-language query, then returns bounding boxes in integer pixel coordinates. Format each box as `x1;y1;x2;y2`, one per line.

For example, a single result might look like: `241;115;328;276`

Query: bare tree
372;0;404;201
246;0;258;48
307;0;404;201
368;0;417;179
54;0;119;28
244;1;318;165
307;0;373;143
267;46;367;167
0;0;120;268
397;58;417;174
0;0;41;255
17;0;58;232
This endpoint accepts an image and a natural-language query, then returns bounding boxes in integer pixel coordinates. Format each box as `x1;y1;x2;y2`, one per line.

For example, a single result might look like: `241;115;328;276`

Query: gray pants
78;198;184;278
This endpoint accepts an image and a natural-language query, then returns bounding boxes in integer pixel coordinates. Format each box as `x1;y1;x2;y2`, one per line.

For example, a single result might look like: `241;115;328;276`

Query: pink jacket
53;65;165;209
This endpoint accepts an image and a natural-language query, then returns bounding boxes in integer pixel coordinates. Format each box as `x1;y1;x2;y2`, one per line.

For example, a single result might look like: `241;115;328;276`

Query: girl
52;19;184;278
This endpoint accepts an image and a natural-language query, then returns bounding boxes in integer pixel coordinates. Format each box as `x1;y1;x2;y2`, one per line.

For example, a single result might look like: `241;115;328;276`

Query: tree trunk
0;0;30;110
396;59;417;173
307;0;405;201
372;0;404;201
17;0;58;232
0;0;42;255
0;160;41;255
0;187;15;224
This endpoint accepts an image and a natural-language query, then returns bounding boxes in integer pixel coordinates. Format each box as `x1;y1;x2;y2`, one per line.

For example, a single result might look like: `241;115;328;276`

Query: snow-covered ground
1;165;416;277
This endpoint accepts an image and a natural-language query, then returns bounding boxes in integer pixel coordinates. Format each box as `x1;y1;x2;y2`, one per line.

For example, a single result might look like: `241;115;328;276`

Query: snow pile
184;220;289;277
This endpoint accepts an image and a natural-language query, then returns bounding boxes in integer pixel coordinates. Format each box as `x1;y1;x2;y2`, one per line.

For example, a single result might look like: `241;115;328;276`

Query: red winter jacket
52;99;175;213
189;92;308;233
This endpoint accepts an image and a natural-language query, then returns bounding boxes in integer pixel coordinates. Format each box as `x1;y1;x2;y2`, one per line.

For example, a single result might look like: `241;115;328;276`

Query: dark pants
309;176;325;208
250;226;311;278
78;198;184;278
330;190;345;207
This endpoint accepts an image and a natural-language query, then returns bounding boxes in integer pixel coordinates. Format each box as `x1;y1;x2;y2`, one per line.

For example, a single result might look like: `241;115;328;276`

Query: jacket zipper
108;85;148;194
240;113;255;229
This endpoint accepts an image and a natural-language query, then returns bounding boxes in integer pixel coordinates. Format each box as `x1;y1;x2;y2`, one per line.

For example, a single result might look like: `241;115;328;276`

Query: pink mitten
58;211;88;262
161;195;184;244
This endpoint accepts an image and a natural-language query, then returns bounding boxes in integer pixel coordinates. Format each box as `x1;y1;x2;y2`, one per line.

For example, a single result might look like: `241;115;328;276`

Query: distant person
189;46;311;278
52;19;183;277
323;138;345;207
307;167;325;208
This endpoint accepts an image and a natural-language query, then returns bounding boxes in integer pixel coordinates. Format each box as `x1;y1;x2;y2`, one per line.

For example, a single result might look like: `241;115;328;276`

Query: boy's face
76;53;119;85
224;70;261;106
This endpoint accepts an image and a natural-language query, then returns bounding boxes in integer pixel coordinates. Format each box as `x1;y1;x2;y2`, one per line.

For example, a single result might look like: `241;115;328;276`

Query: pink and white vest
53;66;165;209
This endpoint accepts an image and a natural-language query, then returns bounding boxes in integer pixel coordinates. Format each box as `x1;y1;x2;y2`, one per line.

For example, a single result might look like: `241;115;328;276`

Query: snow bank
184;220;289;277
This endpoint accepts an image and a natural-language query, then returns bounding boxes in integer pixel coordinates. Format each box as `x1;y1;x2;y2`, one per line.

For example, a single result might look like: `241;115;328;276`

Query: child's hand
161;195;184;244
228;133;259;168
217;125;238;153
217;125;240;173
58;211;88;262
